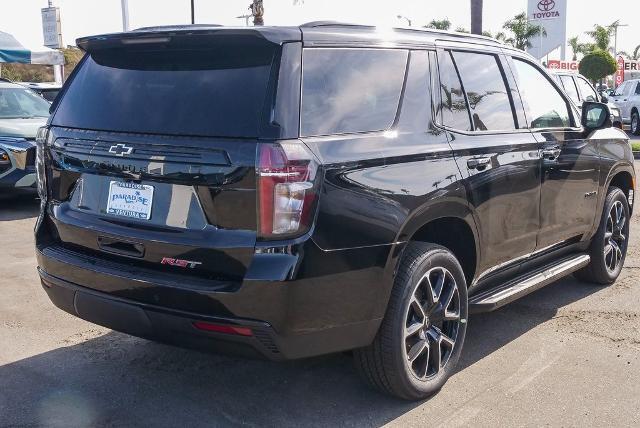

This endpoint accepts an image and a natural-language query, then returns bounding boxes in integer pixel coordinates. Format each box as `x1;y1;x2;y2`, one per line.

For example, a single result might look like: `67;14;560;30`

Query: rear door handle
467;157;491;170
542;147;561;161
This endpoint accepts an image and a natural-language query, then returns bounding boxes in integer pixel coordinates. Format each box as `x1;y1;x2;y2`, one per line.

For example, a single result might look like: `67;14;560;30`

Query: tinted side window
452;51;516;131
511;59;571;129
438;51;471;131
575;77;598;102
559;75;580;104
301;48;408;136
636;83;640;95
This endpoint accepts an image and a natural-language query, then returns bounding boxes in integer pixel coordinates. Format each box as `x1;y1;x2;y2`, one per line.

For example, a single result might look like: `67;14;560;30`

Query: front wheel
575;186;630;285
354;243;468;400
631;111;640;136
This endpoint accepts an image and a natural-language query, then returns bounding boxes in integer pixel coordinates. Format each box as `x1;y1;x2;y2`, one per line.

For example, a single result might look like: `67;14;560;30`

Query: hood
0;117;48;139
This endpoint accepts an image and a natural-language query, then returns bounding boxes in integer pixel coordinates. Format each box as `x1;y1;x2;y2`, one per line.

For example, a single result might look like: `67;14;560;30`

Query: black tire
631;110;640;136
354;243;468;400
575;186;630;285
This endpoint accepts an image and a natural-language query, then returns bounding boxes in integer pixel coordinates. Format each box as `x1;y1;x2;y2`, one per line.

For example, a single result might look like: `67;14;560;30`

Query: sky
1;0;639;59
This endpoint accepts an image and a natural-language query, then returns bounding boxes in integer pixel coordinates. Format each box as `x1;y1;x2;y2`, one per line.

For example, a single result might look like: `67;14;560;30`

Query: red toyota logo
537;0;556;11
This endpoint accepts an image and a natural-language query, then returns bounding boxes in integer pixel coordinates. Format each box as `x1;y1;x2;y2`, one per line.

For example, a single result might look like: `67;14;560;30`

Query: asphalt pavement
1;162;640;427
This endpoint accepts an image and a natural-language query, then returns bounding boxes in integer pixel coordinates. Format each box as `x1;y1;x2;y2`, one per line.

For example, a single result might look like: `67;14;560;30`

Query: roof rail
299;21;501;44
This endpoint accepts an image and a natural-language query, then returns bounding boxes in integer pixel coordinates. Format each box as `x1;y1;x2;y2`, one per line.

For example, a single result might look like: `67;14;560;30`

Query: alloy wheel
604;200;627;273
403;267;461;380
633;115;639;134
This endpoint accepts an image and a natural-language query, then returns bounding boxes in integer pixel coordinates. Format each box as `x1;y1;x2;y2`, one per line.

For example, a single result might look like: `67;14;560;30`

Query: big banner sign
546;60;579;72
527;0;568;60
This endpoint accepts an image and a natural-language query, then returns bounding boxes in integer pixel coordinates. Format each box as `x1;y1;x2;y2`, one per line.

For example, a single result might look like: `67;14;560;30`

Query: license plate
106;181;154;220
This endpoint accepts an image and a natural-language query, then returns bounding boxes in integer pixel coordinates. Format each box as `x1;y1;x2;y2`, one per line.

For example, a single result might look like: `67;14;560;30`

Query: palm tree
585;25;612;51
250;0;264;25
501;13;546;51
480;30;504;40
633;45;640;60
426;19;452;31
470;0;483;35
568;36;582;61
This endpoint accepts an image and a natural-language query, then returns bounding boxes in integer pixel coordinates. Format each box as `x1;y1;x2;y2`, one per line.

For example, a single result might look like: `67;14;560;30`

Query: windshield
0;88;50;119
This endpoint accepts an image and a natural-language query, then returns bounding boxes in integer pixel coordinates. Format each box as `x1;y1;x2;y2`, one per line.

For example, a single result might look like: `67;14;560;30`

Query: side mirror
600;95;609;104
581;102;612;131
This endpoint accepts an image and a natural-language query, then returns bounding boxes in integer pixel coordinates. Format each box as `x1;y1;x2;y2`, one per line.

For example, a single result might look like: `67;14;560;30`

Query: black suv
35;23;635;400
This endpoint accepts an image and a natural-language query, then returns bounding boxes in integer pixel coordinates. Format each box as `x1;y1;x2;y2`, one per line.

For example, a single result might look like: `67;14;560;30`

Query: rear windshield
52;40;277;138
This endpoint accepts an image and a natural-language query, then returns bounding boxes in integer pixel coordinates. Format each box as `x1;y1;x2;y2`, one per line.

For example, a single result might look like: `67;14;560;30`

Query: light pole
120;0;130;31
610;21;628;58
190;0;195;24
46;0;63;83
396;15;411;27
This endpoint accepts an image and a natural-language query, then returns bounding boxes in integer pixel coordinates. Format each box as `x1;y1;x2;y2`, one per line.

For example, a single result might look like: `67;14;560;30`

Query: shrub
579;50;617;82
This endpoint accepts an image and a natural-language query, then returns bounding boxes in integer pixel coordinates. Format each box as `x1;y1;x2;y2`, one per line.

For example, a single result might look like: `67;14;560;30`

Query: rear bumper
40;268;286;360
36;238;399;360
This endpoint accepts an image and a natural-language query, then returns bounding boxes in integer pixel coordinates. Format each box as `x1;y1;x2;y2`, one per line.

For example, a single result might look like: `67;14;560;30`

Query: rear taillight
35;126;49;201
257;141;320;239
35;127;50;233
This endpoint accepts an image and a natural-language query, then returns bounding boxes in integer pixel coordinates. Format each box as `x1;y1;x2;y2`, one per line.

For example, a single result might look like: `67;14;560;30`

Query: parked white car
551;71;623;129
610;79;640;135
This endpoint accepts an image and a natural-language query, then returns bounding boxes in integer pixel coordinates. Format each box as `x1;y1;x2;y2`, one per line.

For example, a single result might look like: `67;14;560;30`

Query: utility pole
190;0;195;24
120;0;130;31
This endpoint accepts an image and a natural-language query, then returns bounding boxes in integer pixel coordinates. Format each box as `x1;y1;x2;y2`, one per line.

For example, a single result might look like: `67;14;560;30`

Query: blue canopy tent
0;31;64;66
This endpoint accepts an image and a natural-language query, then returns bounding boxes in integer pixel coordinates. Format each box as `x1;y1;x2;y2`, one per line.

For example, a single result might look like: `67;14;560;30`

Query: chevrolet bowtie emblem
108;144;134;156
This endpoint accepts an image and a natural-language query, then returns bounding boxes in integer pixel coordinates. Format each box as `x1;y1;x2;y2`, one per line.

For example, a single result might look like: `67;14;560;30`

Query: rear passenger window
451;51;516;131
559;76;580;104
511;59;571;129
301;48;408;136
438;51;471;131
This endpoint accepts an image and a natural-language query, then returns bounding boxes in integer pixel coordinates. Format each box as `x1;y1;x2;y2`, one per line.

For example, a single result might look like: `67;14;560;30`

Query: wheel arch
394;200;480;285
606;164;635;214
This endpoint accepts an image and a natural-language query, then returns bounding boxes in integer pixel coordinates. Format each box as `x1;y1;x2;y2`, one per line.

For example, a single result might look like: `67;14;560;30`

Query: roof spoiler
76;26;301;52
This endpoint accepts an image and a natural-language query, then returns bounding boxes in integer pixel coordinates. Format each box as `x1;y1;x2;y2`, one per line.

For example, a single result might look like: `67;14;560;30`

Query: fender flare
589;161;636;238
388;196;481;280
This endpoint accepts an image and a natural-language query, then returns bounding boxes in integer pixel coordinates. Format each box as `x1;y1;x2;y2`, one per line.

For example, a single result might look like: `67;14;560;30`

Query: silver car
0;80;50;195
610;79;640;135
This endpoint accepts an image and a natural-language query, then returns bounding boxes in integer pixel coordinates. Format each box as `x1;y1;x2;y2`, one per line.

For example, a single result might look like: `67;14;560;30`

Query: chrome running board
469;253;591;313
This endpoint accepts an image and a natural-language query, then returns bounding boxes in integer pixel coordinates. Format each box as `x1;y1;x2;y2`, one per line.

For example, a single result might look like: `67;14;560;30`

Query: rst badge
161;257;202;269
